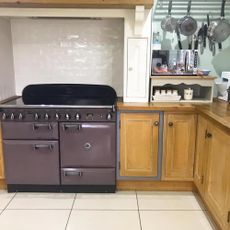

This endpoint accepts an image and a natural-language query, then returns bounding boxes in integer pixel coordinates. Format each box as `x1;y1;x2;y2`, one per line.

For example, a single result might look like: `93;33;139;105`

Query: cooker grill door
59;122;116;167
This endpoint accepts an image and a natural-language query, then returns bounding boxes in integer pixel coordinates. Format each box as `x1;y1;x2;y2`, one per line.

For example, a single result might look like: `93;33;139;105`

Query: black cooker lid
22;84;117;106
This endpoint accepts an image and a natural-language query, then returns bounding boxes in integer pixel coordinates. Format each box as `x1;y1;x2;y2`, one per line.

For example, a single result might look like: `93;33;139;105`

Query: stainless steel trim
62;168;83;177
0;104;114;109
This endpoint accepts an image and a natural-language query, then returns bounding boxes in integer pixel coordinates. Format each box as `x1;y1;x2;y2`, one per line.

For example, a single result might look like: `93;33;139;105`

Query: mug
184;88;193;100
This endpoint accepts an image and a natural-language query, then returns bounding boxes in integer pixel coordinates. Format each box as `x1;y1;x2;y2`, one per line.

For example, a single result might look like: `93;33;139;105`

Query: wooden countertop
117;101;196;112
117;100;230;131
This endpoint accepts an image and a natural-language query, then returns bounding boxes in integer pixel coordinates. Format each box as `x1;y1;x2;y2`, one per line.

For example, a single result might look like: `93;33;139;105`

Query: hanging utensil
175;26;182;50
208;0;230;43
178;0;197;36
161;0;177;33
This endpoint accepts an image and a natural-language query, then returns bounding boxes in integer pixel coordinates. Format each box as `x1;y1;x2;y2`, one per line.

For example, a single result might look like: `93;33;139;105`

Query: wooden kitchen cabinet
204;123;230;230
0;0;154;9
0;124;5;180
119;113;160;177
194;115;209;195
162;113;197;181
194;115;230;230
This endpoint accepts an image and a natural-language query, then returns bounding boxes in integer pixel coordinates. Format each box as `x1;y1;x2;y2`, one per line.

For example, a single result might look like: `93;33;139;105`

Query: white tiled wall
0;18;15;101
11;18;124;96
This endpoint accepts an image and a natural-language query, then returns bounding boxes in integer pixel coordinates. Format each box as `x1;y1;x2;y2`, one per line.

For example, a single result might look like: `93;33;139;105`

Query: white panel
126;38;148;98
0;18;15;101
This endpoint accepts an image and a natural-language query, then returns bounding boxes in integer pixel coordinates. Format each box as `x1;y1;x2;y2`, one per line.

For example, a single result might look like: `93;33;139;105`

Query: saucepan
178;0;197;36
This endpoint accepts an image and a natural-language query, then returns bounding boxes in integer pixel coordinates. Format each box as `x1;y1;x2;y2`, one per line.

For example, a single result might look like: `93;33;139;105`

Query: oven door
59;122;116;167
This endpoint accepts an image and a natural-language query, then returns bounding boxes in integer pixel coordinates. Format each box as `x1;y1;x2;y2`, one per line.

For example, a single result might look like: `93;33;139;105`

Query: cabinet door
194;115;208;195
120;113;159;177
125;38;148;102
0;125;4;179
162;113;197;181
204;124;230;230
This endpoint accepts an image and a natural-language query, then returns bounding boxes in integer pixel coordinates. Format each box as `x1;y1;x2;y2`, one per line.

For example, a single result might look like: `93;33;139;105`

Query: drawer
2;122;58;140
3;140;60;185
61;168;115;185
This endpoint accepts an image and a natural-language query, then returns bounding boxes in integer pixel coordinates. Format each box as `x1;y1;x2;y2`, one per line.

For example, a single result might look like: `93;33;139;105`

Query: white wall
11;18;124;96
0;18;15;101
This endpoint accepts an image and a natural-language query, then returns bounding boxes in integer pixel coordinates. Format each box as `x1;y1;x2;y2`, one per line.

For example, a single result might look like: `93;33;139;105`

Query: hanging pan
207;0;230;43
178;0;197;36
161;0;177;32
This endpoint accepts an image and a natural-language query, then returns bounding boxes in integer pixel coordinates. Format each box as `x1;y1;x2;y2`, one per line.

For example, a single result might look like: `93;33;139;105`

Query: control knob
10;113;15;120
34;113;39;120
106;113;112;120
1;113;6;120
18;113;23;120
55;113;60;120
75;113;81;120
65;114;70;120
86;113;93;120
44;113;49;120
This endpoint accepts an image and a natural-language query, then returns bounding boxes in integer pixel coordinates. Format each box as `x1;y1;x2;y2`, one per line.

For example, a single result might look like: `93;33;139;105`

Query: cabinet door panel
120;113;159;177
194;115;208;194
204;125;230;230
163;114;196;181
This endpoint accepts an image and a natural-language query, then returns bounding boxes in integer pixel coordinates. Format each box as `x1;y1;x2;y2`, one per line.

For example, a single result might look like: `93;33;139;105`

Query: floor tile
7;193;75;210
0;191;15;210
66;210;140;230
0;210;70;230
73;191;137;210
137;191;201;210
140;211;215;230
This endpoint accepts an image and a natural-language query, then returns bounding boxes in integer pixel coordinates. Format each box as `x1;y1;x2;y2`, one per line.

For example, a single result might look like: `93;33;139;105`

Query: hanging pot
161;0;177;33
178;0;197;36
207;0;230;43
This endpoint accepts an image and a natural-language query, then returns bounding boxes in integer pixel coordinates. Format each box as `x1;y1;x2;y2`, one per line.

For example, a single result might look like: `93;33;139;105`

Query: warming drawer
2;122;58;140
61;168;115;185
3;140;60;185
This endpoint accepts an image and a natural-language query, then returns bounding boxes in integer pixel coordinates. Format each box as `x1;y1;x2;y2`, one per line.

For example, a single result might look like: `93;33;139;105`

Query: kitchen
0;0;230;229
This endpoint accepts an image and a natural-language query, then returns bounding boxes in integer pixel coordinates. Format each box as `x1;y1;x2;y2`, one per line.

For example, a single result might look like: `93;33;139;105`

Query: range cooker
0;84;117;193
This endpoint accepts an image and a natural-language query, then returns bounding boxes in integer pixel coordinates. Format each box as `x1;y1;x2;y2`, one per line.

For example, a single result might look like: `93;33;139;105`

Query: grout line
1;192;17;213
64;193;77;230
136;191;143;230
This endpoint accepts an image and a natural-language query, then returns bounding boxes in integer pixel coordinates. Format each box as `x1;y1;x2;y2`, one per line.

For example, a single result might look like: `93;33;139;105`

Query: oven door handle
33;123;53;130
62;168;83;177
63;124;82;131
33;144;53;151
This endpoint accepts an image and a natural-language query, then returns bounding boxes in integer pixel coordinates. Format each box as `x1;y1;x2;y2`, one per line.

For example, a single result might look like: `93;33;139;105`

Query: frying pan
161;0;177;33
178;0;197;36
208;0;230;43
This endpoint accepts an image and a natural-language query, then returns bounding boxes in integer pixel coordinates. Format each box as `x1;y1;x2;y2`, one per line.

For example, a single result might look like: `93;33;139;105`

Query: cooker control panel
0;108;116;122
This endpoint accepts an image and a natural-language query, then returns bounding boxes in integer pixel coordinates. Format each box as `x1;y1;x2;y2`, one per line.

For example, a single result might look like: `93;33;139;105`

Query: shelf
0;0;154;9
150;75;216;80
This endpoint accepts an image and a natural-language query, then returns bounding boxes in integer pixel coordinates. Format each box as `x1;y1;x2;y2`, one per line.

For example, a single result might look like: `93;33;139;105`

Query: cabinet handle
201;175;204;184
205;130;212;138
168;122;173;127
154;121;159;126
228;211;230;223
33;144;53;151
63;124;81;131
33;123;52;130
62;169;83;177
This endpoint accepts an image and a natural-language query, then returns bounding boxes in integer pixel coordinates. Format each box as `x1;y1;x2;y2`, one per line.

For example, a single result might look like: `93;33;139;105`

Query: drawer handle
33;123;52;130
33;144;53;151
63;169;83;177
63;124;81;131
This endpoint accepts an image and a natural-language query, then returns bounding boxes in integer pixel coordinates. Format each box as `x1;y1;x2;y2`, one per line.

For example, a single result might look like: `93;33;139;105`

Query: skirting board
117;180;195;191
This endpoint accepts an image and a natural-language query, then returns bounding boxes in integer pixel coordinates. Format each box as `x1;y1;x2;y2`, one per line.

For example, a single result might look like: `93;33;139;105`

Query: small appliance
216;72;230;101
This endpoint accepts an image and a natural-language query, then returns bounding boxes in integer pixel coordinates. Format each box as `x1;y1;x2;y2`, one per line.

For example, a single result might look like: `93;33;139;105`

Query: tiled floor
0;190;216;230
